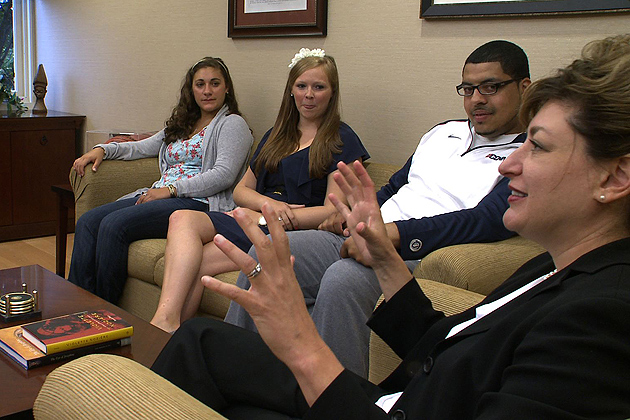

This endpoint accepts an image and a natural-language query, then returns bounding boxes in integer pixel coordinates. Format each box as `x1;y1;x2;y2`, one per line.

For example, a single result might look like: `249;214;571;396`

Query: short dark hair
465;40;530;80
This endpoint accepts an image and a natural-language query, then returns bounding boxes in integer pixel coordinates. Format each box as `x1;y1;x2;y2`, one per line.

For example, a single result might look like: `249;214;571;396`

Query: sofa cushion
128;239;167;285
199;271;241;317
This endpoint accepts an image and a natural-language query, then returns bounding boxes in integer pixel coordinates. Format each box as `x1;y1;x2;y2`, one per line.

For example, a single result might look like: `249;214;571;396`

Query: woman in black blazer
153;35;630;419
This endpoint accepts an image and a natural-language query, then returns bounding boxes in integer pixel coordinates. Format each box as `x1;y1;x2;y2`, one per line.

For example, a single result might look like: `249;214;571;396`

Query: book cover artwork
21;310;133;354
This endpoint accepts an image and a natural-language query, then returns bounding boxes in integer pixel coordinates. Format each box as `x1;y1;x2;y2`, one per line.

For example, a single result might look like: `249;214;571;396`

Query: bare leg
179;241;240;322
150;210;217;332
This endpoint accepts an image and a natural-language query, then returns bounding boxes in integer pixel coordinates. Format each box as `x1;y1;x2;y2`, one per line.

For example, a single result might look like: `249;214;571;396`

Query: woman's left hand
201;204;343;406
329;161;412;299
327;161;390;268
135;187;170;205
263;200;305;231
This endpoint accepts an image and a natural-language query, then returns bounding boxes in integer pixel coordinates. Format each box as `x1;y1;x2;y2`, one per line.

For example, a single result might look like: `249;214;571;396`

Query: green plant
1;70;27;115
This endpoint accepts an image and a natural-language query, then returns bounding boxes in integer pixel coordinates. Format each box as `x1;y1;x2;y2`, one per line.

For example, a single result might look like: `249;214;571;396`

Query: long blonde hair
254;55;342;179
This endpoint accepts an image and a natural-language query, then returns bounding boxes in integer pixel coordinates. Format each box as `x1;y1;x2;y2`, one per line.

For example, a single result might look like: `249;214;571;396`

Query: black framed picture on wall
420;0;630;19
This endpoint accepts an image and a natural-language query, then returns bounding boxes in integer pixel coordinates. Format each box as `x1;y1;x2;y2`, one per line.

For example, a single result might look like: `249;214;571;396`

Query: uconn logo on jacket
485;153;507;161
379;119;525;224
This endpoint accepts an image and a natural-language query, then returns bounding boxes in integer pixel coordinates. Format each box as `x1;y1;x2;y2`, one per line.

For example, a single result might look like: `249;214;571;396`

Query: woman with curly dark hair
68;57;253;304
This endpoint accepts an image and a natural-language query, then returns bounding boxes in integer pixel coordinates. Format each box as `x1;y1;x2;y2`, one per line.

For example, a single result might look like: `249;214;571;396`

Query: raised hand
329;161;413;299
328;161;391;267
201;204;343;405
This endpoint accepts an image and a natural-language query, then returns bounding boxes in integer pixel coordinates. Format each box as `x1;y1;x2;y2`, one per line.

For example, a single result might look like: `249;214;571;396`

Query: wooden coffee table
0;265;171;418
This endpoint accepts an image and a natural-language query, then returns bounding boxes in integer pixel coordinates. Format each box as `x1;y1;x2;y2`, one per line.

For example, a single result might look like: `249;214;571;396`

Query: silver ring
278;217;283;222
246;263;262;279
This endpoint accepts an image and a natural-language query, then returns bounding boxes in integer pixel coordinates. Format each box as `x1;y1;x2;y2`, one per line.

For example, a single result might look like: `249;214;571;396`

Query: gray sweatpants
223;230;417;378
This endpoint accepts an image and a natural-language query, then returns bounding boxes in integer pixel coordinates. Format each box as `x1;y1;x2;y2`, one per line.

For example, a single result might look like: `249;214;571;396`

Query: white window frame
12;0;34;104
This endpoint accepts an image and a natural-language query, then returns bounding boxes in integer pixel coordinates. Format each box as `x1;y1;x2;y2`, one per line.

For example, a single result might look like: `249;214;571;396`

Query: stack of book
0;309;133;369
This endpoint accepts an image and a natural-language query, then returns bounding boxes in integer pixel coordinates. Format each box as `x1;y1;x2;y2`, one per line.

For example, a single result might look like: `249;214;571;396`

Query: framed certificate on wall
228;0;327;38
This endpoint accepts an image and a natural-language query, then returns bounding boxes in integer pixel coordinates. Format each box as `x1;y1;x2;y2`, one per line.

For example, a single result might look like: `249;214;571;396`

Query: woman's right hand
201;204;344;406
73;147;105;177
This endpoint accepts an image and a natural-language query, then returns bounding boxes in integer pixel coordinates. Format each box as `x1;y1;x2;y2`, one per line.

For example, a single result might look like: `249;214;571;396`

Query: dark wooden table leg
51;184;75;278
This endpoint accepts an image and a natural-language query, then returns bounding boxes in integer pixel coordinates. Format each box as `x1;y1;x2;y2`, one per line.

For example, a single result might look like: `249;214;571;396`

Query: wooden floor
0;234;74;278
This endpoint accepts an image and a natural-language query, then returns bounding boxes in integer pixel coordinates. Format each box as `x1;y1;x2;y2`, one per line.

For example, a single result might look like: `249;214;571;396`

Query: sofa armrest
70;158;161;220
34;354;226;420
368;278;484;383
414;236;545;296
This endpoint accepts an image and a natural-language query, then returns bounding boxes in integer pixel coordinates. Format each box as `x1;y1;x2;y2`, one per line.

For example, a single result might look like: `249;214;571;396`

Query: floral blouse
152;126;209;204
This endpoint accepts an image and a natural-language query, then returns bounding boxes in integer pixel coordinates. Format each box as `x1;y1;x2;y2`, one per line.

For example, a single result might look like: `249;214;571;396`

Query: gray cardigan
96;105;253;212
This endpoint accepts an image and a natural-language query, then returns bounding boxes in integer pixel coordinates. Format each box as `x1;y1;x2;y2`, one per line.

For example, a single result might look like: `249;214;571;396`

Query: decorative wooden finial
32;64;48;114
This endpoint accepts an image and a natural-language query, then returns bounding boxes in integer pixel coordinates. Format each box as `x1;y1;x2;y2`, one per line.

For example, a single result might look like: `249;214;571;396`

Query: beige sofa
69;158;544;324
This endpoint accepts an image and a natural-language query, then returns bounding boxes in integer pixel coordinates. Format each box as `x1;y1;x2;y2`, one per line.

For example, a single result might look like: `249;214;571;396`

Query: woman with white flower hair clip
150;48;370;333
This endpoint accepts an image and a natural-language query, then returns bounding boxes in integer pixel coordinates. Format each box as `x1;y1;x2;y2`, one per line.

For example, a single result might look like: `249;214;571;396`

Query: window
0;0;34;103
0;0;13;89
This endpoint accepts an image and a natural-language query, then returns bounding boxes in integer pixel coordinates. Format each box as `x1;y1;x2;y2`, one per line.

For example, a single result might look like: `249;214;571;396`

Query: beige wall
34;0;629;165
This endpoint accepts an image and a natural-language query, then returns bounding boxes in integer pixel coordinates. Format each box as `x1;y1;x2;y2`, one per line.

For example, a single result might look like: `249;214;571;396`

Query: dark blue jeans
68;196;207;303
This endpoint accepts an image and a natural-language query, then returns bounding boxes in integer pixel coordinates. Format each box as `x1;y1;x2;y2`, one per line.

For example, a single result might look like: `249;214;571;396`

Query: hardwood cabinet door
10;129;75;224
0;132;12;226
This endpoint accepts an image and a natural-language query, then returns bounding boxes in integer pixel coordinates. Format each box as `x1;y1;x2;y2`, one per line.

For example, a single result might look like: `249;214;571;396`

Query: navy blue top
252;122;369;206
207;122;369;251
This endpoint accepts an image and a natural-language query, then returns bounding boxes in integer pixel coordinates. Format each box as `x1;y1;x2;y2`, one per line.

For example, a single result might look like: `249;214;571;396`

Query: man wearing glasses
225;40;532;378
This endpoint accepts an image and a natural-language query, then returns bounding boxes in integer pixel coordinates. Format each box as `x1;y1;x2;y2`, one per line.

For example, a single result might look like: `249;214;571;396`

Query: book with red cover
21;309;133;354
0;325;132;369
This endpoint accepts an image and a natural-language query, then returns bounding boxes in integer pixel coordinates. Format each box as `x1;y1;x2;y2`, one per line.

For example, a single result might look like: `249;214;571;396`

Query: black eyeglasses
456;79;517;97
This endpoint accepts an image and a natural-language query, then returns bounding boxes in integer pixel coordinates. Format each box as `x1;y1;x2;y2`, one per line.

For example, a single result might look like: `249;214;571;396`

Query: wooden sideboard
0;110;85;241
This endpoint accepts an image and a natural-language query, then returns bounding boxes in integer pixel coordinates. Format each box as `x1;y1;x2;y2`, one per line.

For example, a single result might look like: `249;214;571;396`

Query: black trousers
151;318;309;420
